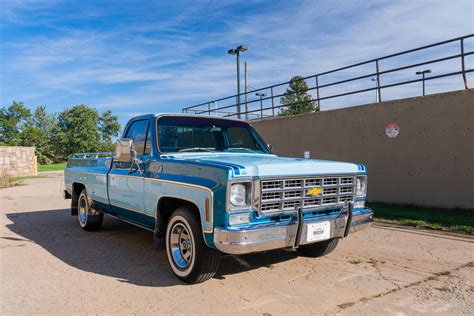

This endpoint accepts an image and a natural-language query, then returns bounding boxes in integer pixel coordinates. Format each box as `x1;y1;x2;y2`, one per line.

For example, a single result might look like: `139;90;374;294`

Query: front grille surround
259;175;356;216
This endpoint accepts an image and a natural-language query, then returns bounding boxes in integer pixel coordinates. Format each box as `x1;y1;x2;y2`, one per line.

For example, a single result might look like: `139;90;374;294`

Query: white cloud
0;0;472;124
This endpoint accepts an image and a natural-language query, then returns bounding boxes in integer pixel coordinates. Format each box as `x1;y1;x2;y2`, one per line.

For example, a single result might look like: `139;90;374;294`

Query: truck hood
164;153;364;177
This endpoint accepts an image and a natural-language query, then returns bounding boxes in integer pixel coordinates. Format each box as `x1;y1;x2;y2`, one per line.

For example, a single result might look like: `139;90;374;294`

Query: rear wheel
297;238;339;258
166;207;220;284
77;189;103;231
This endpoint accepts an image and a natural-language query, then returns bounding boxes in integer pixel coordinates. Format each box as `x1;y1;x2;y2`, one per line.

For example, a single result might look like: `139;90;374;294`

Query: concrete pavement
1;172;472;315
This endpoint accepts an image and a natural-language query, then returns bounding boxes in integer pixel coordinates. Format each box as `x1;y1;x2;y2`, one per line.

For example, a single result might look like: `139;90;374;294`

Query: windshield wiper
178;147;216;152
226;147;258;153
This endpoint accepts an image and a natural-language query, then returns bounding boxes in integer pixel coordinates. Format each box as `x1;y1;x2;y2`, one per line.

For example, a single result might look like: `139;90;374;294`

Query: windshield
157;116;271;154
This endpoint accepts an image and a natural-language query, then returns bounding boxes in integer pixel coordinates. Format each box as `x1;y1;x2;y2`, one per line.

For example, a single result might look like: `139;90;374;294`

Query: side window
227;127;258;149
125;120;150;157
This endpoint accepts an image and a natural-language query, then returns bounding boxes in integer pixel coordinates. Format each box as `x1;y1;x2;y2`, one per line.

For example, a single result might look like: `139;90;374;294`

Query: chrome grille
283;200;299;209
305;178;322;186
340;177;353;185
323;187;337;195
259;175;356;215
339;195;352;202
304;198;321;207
323;178;338;186
262;192;281;200
262;180;281;190
261;202;280;211
339;186;353;194
284;190;302;198
285;179;303;188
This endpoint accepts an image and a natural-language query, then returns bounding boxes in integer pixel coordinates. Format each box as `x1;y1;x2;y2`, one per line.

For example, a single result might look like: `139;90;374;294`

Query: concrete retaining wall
0;146;37;178
252;89;474;210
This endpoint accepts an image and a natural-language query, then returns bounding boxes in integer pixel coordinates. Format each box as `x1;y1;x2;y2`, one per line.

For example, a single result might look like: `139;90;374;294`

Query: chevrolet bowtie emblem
307;187;323;196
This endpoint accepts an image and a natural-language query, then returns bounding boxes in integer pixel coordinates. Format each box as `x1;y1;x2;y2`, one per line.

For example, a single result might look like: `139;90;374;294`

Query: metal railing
71;152;113;159
182;34;473;120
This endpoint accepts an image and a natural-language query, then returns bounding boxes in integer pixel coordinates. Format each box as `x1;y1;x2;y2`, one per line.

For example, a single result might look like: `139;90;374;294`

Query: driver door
108;119;153;228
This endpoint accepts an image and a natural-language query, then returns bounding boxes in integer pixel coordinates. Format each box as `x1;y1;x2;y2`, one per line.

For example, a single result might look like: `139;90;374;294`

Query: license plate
306;221;330;242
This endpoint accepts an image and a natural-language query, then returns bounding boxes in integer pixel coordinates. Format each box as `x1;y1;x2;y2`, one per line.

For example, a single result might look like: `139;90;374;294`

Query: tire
166;207;220;284
297;238;339;258
77;189;104;231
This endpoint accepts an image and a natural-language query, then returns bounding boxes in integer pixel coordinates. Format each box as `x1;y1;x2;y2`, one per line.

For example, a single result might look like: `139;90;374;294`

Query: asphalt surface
1;172;473;315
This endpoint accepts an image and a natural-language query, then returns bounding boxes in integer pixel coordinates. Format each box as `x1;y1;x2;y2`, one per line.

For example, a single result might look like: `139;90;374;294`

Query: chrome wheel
169;222;193;269
78;194;88;226
76;189;103;231
165;208;220;283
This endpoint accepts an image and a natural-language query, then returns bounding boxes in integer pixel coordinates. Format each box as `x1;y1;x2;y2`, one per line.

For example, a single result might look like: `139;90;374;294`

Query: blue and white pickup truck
64;114;373;283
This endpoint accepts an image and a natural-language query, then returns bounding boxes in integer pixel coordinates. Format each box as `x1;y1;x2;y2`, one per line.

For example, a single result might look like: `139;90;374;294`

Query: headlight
356;176;367;197
230;183;247;207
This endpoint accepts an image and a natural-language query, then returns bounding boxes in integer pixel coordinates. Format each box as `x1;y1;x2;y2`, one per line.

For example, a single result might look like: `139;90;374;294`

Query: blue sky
1;0;473;125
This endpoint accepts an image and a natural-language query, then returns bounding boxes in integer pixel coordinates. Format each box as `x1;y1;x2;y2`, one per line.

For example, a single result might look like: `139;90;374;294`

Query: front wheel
166;207;220;284
77;189;103;231
297;238;339;258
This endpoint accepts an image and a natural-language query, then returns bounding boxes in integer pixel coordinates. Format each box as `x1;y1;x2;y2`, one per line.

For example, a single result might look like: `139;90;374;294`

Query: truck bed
64;153;114;205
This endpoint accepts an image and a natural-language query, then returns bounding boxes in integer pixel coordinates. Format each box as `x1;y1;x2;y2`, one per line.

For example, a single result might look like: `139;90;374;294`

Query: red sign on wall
386;123;400;138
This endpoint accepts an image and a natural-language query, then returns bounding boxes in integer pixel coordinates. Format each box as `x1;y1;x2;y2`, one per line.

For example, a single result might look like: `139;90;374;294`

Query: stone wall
0;147;37;177
252;89;474;210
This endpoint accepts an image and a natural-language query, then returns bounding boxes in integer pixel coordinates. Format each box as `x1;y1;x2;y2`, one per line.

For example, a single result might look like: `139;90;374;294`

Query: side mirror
115;138;133;162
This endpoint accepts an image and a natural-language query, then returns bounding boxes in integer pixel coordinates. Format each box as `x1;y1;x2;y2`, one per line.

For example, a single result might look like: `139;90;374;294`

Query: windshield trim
155;115;272;155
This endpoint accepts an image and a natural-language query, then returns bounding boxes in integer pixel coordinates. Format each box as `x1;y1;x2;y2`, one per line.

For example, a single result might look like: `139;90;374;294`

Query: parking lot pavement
1;172;473;315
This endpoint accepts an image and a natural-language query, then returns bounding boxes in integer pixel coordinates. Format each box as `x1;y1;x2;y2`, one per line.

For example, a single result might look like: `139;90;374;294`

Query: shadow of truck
5;209;297;287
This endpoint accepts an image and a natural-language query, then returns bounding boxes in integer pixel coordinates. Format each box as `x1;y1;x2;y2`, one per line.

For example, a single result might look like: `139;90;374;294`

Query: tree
28;106;60;164
0;101;32;145
57;104;101;158
56;105;121;157
99;110;121;144
1;102;120;161
279;76;319;116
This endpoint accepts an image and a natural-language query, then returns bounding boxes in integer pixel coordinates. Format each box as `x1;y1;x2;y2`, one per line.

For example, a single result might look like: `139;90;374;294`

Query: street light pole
236;52;240;117
228;45;248;119
256;92;266;120
244;61;248;121
416;69;432;96
371;78;378;103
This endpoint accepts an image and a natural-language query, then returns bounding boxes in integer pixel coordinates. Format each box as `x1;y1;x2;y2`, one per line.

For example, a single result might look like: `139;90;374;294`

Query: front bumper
214;208;373;255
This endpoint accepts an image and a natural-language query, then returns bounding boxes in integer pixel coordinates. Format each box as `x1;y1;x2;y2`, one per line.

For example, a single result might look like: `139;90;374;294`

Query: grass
0;161;64;188
0;175;45;189
0;176;21;188
368;202;474;234
37;162;67;172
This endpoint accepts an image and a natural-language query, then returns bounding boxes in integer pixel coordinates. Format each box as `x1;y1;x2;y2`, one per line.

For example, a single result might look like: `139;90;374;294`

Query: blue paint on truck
64;114;373;283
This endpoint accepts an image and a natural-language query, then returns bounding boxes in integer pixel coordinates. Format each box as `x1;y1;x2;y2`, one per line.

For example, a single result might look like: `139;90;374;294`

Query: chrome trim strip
156;113;243;122
64;169;107;177
108;173;144;180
